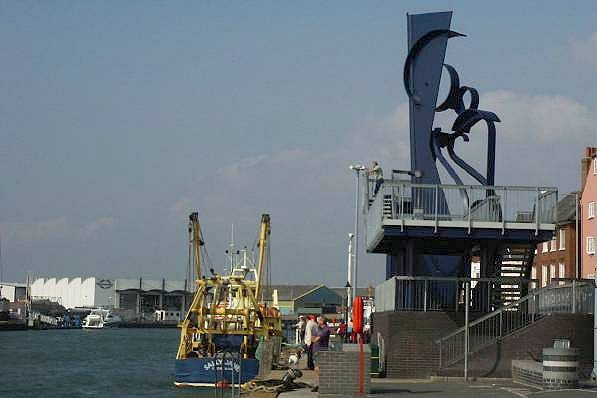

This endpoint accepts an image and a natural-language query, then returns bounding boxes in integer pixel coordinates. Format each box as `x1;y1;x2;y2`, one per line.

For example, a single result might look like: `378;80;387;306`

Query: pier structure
363;12;597;381
366;11;557;309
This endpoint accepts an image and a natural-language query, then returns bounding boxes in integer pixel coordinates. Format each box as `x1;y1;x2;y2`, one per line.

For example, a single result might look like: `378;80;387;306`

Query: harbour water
0;328;216;397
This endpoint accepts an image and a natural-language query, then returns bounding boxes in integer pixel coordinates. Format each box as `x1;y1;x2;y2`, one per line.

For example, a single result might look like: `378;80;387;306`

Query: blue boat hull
175;357;259;387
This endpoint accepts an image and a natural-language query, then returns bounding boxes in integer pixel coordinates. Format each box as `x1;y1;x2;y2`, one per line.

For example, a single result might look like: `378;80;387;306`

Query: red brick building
532;192;579;288
580;147;597;278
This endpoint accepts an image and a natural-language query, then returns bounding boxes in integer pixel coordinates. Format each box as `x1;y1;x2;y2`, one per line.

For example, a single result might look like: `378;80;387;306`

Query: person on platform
370;160;384;195
304;315;318;370
311;316;331;393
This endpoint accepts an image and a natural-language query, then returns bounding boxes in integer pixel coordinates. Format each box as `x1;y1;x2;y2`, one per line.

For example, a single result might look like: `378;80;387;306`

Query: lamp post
346;233;354;322
349;164;366;304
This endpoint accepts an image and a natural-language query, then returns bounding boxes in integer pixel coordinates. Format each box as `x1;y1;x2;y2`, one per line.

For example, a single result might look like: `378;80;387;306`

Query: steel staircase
493;245;535;307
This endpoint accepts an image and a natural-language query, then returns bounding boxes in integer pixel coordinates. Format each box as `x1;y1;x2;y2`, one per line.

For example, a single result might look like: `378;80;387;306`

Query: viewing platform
365;180;558;253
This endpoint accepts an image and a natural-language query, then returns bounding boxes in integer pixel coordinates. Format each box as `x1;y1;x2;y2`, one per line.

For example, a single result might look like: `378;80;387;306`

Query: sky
1;1;596;286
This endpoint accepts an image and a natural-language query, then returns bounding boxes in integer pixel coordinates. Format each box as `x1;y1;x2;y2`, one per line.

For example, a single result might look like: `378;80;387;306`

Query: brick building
532;192;579;288
580;147;597;278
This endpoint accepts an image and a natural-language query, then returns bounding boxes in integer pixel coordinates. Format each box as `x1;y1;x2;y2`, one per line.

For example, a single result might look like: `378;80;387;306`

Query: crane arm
189;212;204;280
254;214;270;301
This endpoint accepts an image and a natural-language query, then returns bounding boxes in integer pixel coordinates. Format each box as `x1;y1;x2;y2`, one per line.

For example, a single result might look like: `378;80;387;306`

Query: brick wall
319;347;371;397
533;223;578;287
373;312;593;379
372;311;465;378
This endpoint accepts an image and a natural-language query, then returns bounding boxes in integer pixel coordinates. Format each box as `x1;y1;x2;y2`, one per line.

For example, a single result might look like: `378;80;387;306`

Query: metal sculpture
404;14;500;195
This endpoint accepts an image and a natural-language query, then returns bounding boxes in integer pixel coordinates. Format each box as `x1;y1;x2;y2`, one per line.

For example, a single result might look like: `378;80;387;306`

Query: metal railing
437;279;594;368
365;180;557;247
375;276;533;313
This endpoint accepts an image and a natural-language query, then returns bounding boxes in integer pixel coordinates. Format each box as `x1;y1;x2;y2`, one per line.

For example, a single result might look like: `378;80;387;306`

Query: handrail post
400;183;405;232
499;310;503;338
502;187;507;235
572;280;577;314
467;186;472;234
434;185;439;233
464;281;470;381
391;185;397;219
535;187;540;236
424;279;428;312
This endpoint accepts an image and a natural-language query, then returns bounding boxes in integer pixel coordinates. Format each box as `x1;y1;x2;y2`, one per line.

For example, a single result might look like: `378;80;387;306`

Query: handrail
391;275;535;283
436;284;546;344
437;279;595;344
436;280;594;369
365;180;558;251
369;178;558;192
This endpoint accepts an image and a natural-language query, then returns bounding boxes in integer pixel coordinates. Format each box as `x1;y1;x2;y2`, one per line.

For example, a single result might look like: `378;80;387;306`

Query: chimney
580;147;597;196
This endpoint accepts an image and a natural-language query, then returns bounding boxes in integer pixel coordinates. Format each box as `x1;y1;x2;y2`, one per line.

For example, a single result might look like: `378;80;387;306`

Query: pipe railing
436;279;594;369
365;180;557;247
375;276;534;313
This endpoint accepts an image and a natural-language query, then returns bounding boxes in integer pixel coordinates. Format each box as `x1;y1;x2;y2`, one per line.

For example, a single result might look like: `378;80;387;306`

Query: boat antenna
0;234;3;283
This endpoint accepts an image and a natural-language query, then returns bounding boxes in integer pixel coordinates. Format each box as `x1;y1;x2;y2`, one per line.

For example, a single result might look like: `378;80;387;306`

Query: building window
550;236;556;251
559;263;565;285
589;202;596;219
549;264;556;283
541;265;548;287
559;229;566;250
594;159;597;175
542;242;549;253
588;237;595;255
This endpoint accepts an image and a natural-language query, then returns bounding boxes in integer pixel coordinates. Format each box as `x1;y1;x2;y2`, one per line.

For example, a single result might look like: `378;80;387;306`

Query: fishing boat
175;212;282;387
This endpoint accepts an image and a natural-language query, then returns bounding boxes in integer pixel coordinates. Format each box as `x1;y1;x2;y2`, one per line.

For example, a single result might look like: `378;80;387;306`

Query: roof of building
329;287;374;298
262;284;375;302
263;284;319;301
557;192;578;225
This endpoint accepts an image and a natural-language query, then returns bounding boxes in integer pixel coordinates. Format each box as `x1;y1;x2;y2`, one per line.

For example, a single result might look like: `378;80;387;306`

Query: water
0;328;220;398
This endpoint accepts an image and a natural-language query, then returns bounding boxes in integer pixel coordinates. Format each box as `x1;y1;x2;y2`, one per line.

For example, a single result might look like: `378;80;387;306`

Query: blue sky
1;1;596;285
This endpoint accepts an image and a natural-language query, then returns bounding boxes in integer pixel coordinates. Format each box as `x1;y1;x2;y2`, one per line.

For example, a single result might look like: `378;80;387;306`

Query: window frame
588;236;595;255
589;202;596;219
541;265;548;287
559;229;566;250
542;242;549;253
549;264;556;283
550;236;557;252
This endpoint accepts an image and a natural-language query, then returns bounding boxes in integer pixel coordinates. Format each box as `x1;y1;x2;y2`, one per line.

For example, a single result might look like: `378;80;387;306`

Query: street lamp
349;164;366;305
346;233;354;322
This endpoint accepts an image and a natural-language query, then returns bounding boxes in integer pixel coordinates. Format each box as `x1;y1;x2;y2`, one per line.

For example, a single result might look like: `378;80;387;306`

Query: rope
241;378;311;393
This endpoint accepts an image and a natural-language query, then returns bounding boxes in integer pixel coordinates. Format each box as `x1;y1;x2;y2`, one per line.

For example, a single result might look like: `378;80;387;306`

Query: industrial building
0;281;27;302
30;277;194;316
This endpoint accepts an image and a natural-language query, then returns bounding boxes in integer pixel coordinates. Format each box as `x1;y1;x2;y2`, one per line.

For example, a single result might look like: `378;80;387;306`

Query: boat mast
254;214;270;302
188;212;204;280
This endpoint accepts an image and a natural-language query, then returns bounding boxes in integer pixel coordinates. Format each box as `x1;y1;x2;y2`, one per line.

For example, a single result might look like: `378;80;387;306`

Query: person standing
311;316;331;392
294;315;306;344
304;315;318;370
370;160;383;195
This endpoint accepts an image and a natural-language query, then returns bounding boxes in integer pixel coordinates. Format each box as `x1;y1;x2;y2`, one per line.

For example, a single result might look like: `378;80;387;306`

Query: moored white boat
82;309;121;329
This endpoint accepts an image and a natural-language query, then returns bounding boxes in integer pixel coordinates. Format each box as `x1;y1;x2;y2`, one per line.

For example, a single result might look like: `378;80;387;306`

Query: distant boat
82;309;121;329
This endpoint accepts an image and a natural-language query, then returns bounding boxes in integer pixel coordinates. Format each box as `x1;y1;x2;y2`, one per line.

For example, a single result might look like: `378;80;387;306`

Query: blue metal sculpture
404;14;500;193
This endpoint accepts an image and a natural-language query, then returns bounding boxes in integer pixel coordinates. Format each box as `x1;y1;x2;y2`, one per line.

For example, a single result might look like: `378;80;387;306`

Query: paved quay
255;355;597;397
277;378;597;397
